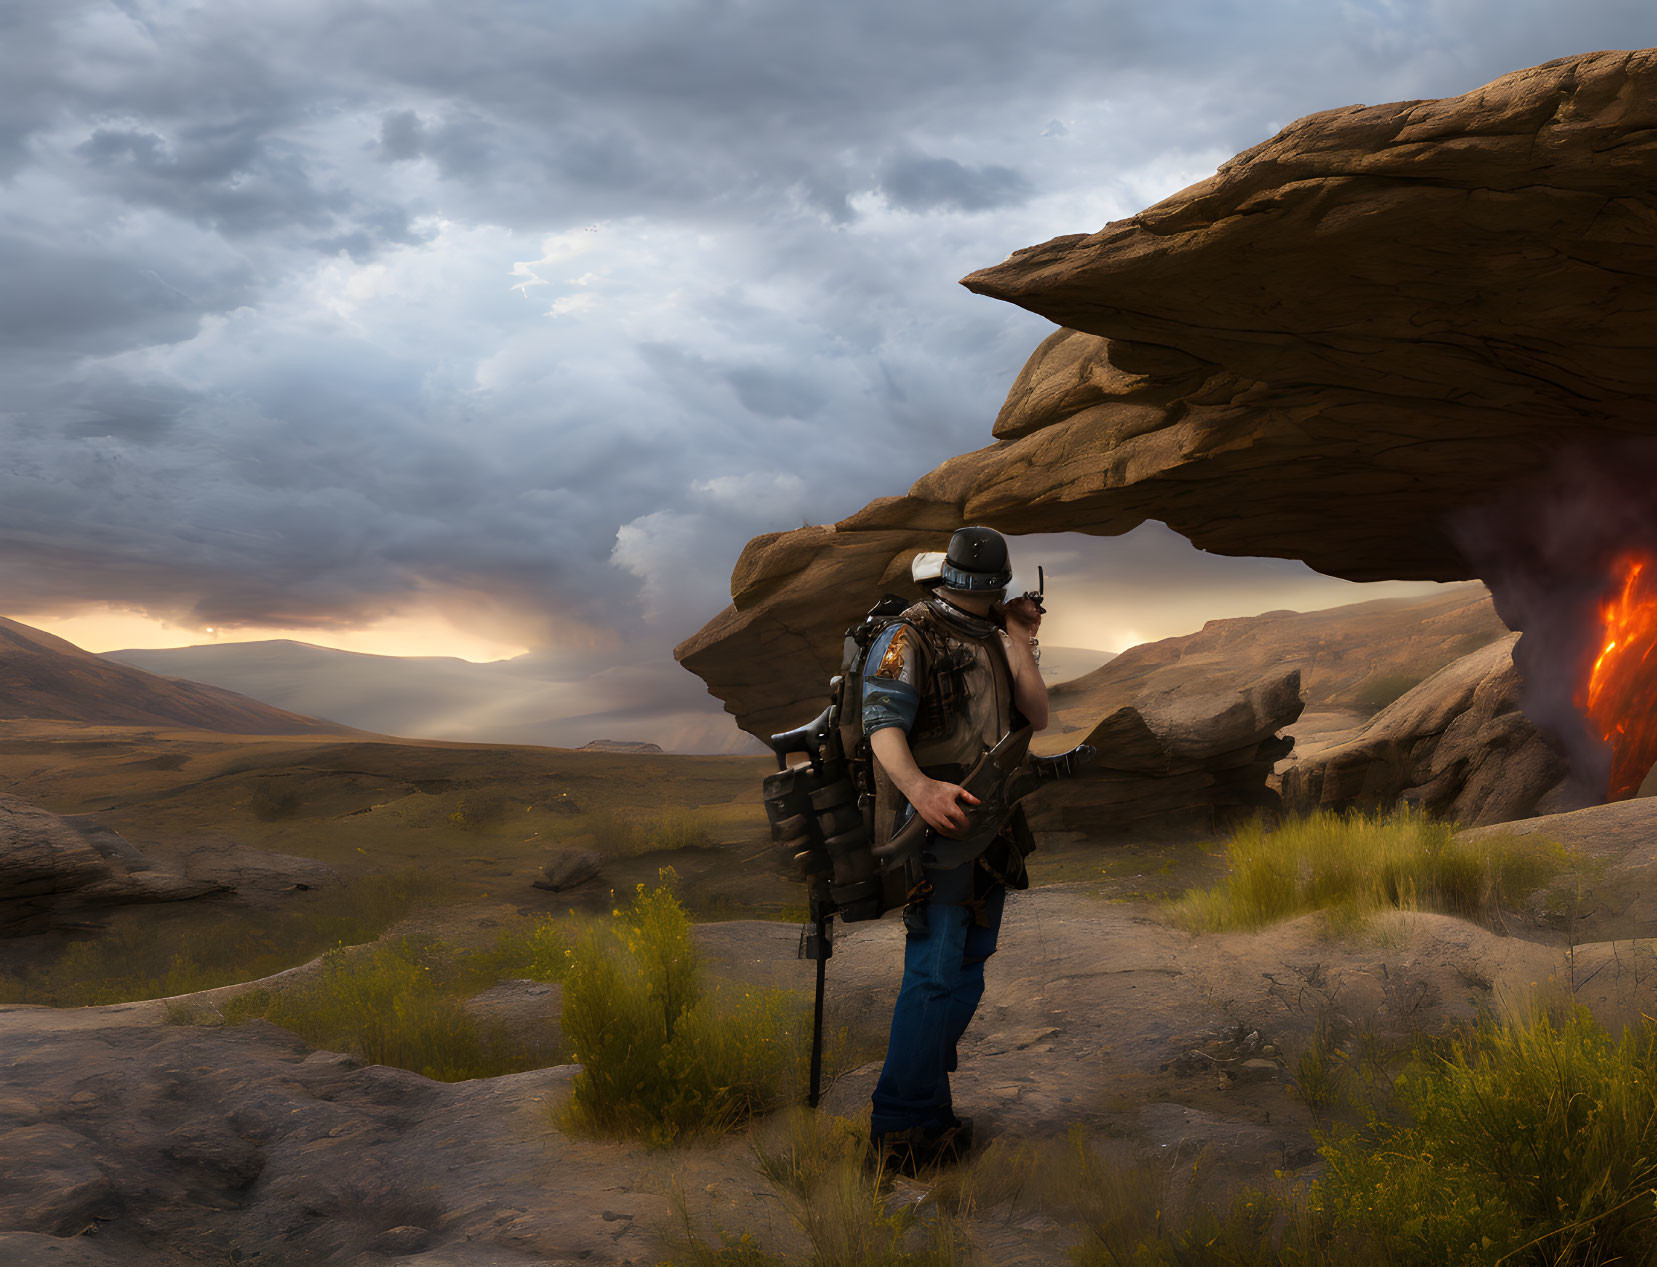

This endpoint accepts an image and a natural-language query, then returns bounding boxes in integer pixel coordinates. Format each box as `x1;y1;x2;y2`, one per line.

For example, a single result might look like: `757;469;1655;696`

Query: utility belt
900;841;1026;934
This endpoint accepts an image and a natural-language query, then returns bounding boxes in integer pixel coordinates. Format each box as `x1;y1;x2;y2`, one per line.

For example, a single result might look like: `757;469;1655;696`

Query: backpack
761;592;919;922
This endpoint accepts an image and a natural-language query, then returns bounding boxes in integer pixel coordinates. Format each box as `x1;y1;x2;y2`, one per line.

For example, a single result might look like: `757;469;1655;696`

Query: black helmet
938;526;1011;592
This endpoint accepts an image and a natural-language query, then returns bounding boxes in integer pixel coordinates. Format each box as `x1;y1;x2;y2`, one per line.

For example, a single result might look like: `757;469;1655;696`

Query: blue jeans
869;883;1006;1136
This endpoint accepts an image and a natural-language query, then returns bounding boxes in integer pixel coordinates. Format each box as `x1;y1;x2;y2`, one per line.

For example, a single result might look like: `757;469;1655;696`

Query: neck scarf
925;593;999;641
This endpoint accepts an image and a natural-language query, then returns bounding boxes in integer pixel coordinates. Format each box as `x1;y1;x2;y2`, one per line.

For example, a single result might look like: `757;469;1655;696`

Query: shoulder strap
897;601;944;671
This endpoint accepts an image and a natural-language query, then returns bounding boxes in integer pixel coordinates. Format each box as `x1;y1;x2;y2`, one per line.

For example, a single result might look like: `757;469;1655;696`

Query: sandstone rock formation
1044;584;1506;746
579;740;664;753
1022;585;1500;835
0;1013;611;1264
1027;667;1302;838
1280;634;1584;827
677;49;1657;752
0;793;223;937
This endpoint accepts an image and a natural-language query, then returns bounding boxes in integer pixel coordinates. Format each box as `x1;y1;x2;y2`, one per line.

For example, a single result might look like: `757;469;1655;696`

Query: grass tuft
665;1106;972;1265
539;805;725;855
0;866;454;1006
1168;807;1582;933
218;928;564;1080
647;806;717;850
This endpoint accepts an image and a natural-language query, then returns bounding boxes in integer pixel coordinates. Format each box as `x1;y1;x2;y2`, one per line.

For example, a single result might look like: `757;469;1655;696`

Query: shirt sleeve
861;622;921;735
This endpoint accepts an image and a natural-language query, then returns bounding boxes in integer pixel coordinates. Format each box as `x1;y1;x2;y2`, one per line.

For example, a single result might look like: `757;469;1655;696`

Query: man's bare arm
999;597;1049;731
870;726;979;838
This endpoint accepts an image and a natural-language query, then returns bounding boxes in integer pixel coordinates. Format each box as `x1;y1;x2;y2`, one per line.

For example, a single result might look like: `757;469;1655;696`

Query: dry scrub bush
648;806;717;850
462;910;569;985
669;999;1657;1264
560;869;808;1147
1064;1003;1657;1264
1313;1002;1657;1266
544;805;722;855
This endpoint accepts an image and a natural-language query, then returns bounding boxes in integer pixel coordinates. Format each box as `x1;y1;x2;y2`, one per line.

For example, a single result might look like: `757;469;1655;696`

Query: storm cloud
4;0;1657;748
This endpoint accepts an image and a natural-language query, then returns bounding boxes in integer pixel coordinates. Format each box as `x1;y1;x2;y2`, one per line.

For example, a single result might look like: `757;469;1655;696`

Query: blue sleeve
863;678;919;735
861;624;920;736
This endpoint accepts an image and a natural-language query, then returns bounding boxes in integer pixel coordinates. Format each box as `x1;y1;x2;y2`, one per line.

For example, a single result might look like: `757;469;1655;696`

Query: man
859;525;1048;1174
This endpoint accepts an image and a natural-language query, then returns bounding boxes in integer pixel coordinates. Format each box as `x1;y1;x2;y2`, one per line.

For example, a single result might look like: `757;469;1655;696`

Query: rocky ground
5;799;1656;1264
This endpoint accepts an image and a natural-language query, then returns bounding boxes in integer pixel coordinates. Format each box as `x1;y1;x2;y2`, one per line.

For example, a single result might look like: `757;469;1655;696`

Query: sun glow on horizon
11;607;533;663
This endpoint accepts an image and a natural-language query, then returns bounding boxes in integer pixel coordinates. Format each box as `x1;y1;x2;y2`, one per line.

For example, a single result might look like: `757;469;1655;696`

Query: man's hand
911;778;980;839
997;595;1043;642
868;721;985;839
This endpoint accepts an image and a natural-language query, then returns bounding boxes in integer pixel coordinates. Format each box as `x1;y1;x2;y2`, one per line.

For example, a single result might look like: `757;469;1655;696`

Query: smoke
1447;434;1657;807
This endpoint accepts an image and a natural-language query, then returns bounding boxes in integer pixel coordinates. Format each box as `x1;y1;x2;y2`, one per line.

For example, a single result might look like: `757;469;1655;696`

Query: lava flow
1577;554;1657;800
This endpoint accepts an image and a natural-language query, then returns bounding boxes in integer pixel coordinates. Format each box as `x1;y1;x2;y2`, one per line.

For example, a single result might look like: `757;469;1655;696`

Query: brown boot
868;1119;971;1178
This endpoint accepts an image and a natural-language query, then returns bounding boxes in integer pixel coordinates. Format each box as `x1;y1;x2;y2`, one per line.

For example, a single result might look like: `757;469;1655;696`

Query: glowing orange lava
1577;554;1657;800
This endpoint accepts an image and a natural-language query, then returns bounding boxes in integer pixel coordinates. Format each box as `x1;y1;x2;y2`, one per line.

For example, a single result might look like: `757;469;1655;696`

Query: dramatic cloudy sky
5;1;1656;750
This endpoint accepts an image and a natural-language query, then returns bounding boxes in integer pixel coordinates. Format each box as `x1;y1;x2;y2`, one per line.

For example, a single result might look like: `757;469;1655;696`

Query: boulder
1280;634;1585;826
677;49;1657;751
1026;667;1303;838
0;793;222;936
1044;584;1506;747
1460;797;1657;941
179;842;340;910
461;979;563;1066
533;851;604;893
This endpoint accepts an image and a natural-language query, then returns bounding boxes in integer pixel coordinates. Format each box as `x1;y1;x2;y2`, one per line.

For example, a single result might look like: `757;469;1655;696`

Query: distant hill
101;637;1121;756
1037;645;1116;684
103;640;489;739
0;618;343;735
100;639;759;754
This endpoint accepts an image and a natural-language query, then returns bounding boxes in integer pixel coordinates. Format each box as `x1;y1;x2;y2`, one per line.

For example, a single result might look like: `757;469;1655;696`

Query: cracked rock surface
0;1003;663;1265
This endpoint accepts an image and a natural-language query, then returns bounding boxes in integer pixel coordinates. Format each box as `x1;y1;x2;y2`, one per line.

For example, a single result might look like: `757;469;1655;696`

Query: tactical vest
868;599;1020;861
762;592;1034;923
